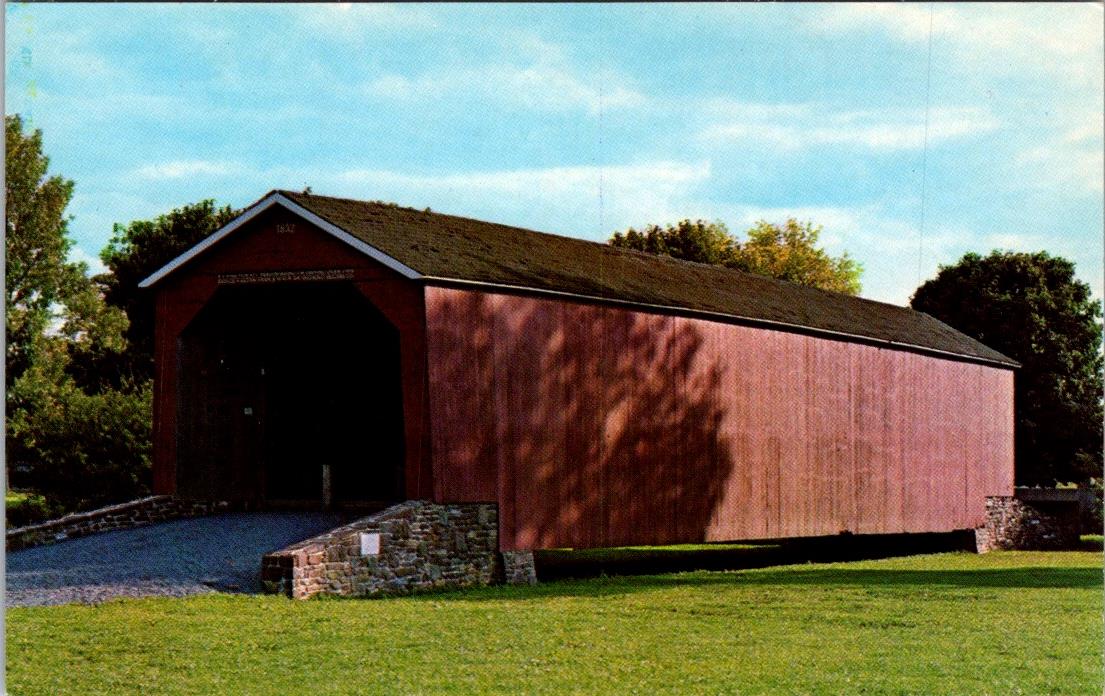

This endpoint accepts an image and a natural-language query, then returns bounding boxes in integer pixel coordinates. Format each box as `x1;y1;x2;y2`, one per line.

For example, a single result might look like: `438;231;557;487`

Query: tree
6;114;151;516
60;264;131;393
610;217;862;295
9;373;152;509
911;251;1103;486
99;200;237;380
737;219;862;295
7;345;152;510
611;219;738;266
5;114;80;389
6;114;132;394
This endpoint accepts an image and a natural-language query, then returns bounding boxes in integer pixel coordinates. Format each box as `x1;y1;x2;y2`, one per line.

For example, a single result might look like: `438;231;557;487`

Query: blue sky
5;3;1103;304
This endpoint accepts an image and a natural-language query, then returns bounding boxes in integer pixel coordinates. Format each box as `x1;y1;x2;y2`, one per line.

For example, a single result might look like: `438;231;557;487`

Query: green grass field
7;550;1102;695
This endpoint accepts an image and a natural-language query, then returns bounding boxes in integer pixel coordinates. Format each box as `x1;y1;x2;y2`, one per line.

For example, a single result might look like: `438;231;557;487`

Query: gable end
138;192;422;288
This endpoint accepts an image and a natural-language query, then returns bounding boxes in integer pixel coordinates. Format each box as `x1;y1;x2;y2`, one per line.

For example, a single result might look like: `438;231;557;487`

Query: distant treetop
610;217;862;296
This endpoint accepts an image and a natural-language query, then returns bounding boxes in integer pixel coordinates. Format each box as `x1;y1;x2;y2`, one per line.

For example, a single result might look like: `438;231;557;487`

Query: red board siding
425;286;1015;551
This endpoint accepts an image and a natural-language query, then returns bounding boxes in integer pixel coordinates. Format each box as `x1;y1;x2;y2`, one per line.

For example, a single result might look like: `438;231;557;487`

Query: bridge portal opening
176;282;405;509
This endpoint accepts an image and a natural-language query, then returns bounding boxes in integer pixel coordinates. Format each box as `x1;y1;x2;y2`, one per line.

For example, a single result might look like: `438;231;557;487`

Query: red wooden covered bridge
141;190;1016;553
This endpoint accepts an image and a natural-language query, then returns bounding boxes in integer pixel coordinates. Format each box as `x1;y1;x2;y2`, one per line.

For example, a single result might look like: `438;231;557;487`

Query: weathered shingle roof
144;189;1018;367
278;191;1015;367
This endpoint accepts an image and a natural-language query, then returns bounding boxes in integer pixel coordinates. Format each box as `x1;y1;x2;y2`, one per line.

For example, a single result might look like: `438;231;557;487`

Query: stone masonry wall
501;550;538;585
261;500;505;599
975;494;1081;552
6;496;229;551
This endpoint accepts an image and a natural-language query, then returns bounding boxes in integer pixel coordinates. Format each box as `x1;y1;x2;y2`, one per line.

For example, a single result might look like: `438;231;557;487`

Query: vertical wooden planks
500;294;561;549
492;293;520;550
424;286;498;502
558;301;591;548
850;345;878;534
777;332;807;538
707;320;747;542
424;287;1015;551
883;349;905;533
601;306;636;547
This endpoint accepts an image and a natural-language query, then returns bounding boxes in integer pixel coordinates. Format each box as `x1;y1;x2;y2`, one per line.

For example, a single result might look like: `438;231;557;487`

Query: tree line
6;114;1102;524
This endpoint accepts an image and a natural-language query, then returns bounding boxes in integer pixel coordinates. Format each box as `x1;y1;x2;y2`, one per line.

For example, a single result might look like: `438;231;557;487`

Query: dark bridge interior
176;282;405;508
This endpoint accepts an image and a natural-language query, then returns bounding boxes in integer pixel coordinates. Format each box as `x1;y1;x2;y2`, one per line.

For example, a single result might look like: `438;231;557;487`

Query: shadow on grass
535;531;978;581
1076;535;1104;552
412;565;1103;603
733;566;1103;590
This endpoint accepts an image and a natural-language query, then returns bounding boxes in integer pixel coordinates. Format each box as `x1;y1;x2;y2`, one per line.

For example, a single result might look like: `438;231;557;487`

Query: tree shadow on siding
427;290;735;550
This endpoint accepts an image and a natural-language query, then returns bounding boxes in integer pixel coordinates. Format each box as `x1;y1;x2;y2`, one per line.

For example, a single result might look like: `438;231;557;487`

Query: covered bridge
141;190;1016;552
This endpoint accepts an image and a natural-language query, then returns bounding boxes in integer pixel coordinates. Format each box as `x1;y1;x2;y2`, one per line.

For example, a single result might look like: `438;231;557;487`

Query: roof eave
420;275;1021;370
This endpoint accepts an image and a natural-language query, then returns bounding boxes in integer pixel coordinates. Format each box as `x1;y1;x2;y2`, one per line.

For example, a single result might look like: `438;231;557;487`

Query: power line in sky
917;2;935;288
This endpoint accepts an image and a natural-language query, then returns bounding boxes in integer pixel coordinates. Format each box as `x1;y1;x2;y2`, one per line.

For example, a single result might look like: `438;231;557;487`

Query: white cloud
5;16;125;86
364;33;645;116
814;4;1104;88
131;160;245;180
509;34;572;65
729;201;1101;306
320;160;710;235
332;161;707;195
117;159;710;238
817;4;964;44
294;4;440;37
700;103;999;151
1015;146;1103;195
726;205;866;246
1062;124;1101;146
368;64;644;115
807;4;1102;204
691;200;994;305
68;245;107;276
1014;125;1104;195
983;233;1041;251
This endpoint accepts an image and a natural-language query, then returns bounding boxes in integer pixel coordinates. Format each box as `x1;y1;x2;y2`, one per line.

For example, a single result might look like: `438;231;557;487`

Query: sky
4;3;1103;305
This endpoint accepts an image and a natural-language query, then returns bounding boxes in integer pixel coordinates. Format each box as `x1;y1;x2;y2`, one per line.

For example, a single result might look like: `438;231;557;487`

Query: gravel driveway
6;512;341;607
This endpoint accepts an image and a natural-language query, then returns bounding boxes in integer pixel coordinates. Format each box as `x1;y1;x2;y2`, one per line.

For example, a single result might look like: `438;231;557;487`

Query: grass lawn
7;550;1102;695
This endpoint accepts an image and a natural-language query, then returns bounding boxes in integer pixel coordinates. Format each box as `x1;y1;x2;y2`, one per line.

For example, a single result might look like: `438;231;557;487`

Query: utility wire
917;2;935;286
598;24;605;240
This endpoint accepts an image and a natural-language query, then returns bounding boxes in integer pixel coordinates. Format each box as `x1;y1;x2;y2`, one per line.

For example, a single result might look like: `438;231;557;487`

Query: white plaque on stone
360;532;380;556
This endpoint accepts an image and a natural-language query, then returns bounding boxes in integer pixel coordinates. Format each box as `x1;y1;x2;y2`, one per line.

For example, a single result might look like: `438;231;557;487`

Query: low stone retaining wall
261;500;508;599
975;492;1081;552
6;496;229;551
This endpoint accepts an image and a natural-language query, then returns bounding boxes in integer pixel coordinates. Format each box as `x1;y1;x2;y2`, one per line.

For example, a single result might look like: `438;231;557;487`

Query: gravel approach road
6;512;341;607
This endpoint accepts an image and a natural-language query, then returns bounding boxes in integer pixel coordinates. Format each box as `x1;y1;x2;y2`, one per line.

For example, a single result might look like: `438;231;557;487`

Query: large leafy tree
911;251;1103;486
5;114;82;389
6;114;150;516
610;217;862;295
738;219;862;295
99;200;237;380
